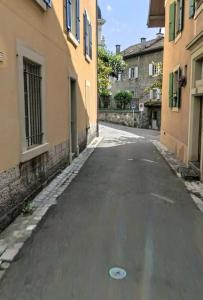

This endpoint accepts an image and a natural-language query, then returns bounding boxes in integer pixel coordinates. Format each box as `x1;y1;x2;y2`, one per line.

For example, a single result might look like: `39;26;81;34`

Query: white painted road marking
141;159;158;164
151;193;174;204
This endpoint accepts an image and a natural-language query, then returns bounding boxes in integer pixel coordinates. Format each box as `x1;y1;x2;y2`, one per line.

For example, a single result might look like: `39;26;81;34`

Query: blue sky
98;0;159;52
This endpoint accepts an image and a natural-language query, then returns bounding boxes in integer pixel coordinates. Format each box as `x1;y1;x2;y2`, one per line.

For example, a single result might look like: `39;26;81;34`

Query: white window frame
17;41;48;163
150;88;161;100
129;67;135;79
149;62;161;77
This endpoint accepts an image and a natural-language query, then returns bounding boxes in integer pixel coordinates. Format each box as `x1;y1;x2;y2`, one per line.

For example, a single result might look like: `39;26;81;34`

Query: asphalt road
1;123;203;300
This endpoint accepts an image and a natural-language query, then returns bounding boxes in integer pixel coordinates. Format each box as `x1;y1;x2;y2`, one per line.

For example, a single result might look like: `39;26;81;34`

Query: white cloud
106;5;112;12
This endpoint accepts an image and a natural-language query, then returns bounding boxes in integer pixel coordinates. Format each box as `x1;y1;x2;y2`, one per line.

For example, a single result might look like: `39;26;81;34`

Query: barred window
23;58;43;148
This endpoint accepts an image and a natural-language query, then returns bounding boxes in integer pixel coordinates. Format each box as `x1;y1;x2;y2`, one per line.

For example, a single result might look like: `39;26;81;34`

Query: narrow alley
0;123;203;300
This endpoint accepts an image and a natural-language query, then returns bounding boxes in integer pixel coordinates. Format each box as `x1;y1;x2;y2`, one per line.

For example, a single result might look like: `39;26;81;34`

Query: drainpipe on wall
96;0;99;137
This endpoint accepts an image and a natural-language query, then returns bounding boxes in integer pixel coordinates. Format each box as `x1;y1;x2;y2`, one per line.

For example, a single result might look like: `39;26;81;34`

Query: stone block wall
0;125;96;232
99;110;150;128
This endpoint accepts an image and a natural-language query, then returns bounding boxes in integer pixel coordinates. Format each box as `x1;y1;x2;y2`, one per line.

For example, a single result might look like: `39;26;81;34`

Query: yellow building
0;0;97;229
148;0;203;179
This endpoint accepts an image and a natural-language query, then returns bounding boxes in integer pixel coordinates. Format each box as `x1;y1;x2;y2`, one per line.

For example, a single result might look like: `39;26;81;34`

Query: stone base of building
160;130;188;164
0;125;97;232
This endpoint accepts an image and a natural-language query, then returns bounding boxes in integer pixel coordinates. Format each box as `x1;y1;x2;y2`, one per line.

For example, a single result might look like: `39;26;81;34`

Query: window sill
172;107;179;112
34;0;47;11
174;32;182;44
85;54;91;63
67;32;79;48
194;3;203;19
21;143;49;163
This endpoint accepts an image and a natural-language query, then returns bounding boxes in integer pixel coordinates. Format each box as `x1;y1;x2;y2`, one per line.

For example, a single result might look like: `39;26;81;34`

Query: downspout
96;0;99;137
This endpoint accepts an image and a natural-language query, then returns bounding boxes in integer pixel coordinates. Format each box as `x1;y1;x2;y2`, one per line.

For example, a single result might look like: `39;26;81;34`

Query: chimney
115;45;121;55
140;37;146;44
156;28;163;39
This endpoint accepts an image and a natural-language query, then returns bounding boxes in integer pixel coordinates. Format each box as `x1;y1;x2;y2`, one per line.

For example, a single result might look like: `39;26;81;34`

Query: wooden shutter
66;0;72;31
84;12;88;55
128;68;131;79
76;0;80;41
169;72;174;107
169;2;176;41
189;0;195;18
177;68;182;108
157;89;161;100
178;0;184;33
89;23;92;59
135;66;139;79
150;90;153;100
149;64;153;76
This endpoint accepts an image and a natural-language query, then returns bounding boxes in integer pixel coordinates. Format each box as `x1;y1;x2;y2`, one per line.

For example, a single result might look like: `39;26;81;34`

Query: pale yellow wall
0;0;97;171
160;0;202;162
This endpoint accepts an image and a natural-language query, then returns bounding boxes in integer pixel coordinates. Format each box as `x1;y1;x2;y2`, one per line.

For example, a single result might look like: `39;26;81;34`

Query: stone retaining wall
98;111;149;128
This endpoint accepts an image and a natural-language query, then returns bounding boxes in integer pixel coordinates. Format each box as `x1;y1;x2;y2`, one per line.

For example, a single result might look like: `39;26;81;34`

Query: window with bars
23;58;43;148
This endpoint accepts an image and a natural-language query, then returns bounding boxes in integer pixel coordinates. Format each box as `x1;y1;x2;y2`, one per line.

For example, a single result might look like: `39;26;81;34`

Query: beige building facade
148;0;203;179
0;0;97;230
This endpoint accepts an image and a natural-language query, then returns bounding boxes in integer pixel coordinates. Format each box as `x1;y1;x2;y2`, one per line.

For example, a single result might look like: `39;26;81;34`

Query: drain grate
109;267;127;280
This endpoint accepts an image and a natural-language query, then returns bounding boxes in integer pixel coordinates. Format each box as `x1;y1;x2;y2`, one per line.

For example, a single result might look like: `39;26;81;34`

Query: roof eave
147;0;165;28
123;46;164;59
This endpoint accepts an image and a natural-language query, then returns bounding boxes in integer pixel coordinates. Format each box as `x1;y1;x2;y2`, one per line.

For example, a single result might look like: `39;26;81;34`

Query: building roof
97;5;102;20
122;36;164;58
147;0;165;27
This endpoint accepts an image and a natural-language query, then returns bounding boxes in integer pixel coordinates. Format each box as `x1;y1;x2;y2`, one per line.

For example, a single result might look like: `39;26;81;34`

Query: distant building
111;34;164;129
97;5;106;47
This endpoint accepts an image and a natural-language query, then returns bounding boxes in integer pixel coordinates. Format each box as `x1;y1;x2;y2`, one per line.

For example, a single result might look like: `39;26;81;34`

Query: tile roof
122;36;164;58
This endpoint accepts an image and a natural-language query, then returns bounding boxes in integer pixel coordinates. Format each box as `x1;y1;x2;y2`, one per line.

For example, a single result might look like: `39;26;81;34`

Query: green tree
114;90;132;110
98;47;126;108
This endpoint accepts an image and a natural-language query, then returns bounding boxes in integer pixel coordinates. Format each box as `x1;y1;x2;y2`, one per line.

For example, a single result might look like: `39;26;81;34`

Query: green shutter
169;2;176;41
169;72;174;108
177;68;182;108
189;0;195;18
178;0;184;33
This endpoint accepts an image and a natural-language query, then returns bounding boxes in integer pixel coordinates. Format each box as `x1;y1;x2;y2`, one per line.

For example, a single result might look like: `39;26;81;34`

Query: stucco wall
160;0;203;163
0;0;97;230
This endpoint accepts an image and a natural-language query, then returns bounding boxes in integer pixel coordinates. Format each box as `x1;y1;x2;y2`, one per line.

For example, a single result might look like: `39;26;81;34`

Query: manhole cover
109;267;127;280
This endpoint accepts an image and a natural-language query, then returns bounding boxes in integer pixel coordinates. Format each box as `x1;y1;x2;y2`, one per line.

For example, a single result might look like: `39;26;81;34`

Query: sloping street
1;123;203;299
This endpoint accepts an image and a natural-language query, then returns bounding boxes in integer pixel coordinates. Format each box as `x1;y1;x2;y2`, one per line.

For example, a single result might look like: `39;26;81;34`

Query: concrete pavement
0;123;203;300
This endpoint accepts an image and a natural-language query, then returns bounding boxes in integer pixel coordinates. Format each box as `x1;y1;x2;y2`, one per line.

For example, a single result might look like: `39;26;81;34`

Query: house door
152;111;158;130
70;79;77;158
198;98;203;165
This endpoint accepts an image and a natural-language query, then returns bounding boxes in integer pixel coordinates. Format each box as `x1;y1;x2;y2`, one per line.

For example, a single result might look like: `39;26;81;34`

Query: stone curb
0;136;103;282
152;140;203;213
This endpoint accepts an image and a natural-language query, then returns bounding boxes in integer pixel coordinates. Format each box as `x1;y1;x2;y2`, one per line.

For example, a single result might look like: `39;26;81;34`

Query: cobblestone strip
153;140;203;213
0;137;102;281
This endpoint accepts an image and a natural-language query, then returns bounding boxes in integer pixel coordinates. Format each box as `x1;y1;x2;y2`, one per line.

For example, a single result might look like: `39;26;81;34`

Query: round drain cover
109;267;127;280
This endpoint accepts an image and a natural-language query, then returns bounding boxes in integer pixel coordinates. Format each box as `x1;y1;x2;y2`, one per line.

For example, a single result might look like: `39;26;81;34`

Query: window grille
23;58;43;148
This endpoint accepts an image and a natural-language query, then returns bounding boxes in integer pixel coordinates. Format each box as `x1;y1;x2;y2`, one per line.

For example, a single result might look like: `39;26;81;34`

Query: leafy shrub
114;90;132;110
